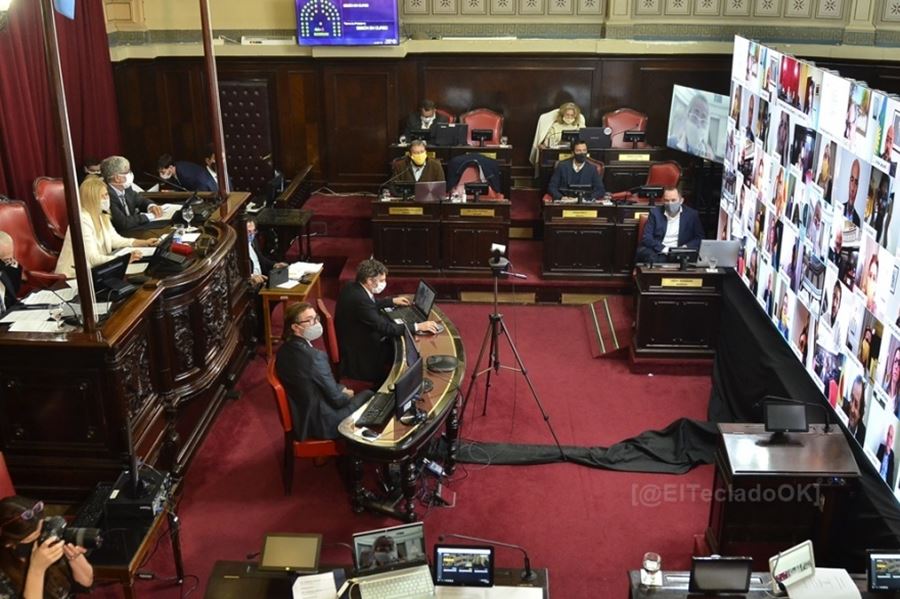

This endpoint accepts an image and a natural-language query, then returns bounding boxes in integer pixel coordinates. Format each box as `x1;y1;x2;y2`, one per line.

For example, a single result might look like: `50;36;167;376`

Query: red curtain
0;0;121;205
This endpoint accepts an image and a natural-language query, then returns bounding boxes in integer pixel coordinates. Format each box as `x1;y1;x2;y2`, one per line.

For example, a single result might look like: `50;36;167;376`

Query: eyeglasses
297;315;320;326
0;501;44;530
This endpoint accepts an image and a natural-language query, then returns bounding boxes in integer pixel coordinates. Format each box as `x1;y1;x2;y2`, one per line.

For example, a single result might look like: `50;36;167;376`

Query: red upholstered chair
435;108;456;124
316;298;373;393
457;164;505;201
637;212;649;250
0;452;15;498
602;108;649;149
266;359;342;495
610;160;683;203
32;177;68;251
541;158;604;203
459;108;504;146
0;197;65;295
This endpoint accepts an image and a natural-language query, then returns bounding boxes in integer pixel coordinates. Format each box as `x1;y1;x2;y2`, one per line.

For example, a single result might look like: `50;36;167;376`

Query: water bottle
381;188;391;202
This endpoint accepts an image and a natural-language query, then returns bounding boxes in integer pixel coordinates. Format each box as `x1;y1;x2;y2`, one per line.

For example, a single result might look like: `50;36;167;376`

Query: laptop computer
579;126;612;150
434;544;495;587
432;122;468;146
698;239;741;268
386;280;439;330
415;181;446;203
351;522;434;598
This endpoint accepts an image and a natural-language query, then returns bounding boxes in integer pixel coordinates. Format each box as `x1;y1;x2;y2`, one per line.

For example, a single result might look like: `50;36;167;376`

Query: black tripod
460;256;566;460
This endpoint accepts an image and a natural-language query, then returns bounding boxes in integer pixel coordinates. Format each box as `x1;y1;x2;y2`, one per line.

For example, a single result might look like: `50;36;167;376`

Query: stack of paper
117;246;156;258
288;261;324;280
787;568;861;599
22;288;77;305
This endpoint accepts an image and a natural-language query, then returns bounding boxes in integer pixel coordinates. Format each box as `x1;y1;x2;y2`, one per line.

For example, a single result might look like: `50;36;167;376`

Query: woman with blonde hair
541;102;584;148
54;177;156;278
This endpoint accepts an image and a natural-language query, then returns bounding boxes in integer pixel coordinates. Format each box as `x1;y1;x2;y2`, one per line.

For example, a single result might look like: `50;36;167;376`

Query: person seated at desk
539;102;584;148
404;99;449;137
79;156;102;185
100;155;164;233
0;495;94;598
547;140;605;202
0;231;22;315
391;140;445;186
173;144;223;193
635;186;705;264
151;154;188;192
54;178;157;278
335;259;439;385
276;302;372;441
247;219;286;288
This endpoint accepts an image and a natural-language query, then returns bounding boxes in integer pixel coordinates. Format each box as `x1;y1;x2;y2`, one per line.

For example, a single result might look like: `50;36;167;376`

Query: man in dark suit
100;155;164;233
155;154;188;192
0;231;21;315
391;140;445;189
877;424;896;488
276;302;372;440
404;99;449;137
335;259;439;385
635;185;705;264
175;144;220;193
547;140;605;202
247;219;286;341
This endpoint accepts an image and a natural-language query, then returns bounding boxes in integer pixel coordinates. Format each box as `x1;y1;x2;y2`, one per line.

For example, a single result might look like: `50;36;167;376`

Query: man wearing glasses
275;302;372;440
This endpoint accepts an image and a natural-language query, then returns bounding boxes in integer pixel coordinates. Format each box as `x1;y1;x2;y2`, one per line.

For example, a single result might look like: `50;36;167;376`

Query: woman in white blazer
55;177;157;278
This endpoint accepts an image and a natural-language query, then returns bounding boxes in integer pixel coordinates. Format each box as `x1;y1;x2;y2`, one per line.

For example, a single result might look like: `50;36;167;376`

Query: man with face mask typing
547;140;605;202
276;302;373;440
335;259;440;386
0;232;22;316
667;93;715;161
390;140;445;188
100;155;164;234
636;186;705;264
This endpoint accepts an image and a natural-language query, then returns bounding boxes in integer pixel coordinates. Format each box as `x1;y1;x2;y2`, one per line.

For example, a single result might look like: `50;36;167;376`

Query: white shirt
412;164;425;181
207;166;218;182
421;116;435;129
248;241;262;275
662;212;681;252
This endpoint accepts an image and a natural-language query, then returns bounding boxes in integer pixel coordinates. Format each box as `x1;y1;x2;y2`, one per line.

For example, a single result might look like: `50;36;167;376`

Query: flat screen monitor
393;182;415;200
394;355;423;419
667;84;729;163
579;127;612;150
560;130;581;146
407;128;432;142
764;400;809;433
258;533;322;573
403;324;420;368
433;545;495;587
668;247;698;267
868;550;900;592
689;557;752;593
295;0;399;46
464;182;489;201
563;184;593;202
432;123;467;147
91;254;133;301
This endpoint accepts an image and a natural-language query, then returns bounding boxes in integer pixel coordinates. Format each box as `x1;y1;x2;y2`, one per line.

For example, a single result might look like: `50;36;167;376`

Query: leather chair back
637;213;650;250
33;177;68;251
266;358;294;435
0;197;64;293
317;298;341;367
460;108;504;145
435;108;456;124
602;108;649;149
647;161;682;188
457;165;504;200
0;452;14;498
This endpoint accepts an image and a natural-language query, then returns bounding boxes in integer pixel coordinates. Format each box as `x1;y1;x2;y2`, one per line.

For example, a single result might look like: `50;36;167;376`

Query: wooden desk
390;144;513;197
538;147;672;194
253;207;314;262
91;507;185;599
628;570;773;598
337;305;465;522
706;423;860;569
440;200;510;273
0;193;253;501
204;561;549;598
371;199;441;274
259;270;322;360
632;265;724;359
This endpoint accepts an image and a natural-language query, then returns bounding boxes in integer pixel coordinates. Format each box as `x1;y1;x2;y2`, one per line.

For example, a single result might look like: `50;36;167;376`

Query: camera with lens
38;516;102;550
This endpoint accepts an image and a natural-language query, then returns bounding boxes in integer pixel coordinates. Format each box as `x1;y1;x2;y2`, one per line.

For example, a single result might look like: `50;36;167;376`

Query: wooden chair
541;158;604;203
0;452;15;498
460;108;504;146
32;177;68;251
602;107;649;149
0;197;65;295
265;359;342;495
316;298;372;393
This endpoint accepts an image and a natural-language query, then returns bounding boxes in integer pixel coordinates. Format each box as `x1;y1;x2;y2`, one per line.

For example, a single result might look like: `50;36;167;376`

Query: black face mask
14;540;33;560
573;153;587;164
1;262;21;290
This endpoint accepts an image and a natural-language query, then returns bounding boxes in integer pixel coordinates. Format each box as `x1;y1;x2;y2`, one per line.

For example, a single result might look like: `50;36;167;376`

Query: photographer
0;496;93;598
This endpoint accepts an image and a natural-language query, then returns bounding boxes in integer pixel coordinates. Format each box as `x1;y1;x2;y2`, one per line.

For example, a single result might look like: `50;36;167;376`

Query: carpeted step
583;296;633;358
306;192;372;238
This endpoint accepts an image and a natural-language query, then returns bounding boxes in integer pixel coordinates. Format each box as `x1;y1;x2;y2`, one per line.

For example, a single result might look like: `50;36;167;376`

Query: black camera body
38;516;102;550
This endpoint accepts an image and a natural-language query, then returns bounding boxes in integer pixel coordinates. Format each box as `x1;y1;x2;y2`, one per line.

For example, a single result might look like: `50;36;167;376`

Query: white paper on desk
787;568;860;599
8;320;68;333
181;232;201;243
117;246;155;258
1;310;52;323
22;288;77;305
291;572;337;599
126;262;148;275
277;280;299;290
160;203;181;217
288;261;324;280
436;587;488;598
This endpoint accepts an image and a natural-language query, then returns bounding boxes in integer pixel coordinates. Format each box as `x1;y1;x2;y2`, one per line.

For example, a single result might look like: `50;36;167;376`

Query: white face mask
373;280;387;294
302;322;323;342
562;116;576;126
124;172;135;188
100;198;111;213
684;121;708;148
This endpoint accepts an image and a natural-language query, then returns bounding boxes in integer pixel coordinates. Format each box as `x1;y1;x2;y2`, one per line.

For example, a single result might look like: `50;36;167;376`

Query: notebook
351;522;435;598
386;280;437;329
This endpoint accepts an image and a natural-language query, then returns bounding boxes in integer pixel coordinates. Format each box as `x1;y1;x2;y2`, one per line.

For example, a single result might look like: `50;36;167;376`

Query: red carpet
307;192;373;238
109;303;713;599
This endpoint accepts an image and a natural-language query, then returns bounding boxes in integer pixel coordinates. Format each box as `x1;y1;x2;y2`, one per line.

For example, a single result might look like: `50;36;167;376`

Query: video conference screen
667;84;730;163
720;36;900;501
295;0;399;46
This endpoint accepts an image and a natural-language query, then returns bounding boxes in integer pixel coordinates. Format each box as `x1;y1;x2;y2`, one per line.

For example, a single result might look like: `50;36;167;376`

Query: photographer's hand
32;536;64;572
64;543;94;588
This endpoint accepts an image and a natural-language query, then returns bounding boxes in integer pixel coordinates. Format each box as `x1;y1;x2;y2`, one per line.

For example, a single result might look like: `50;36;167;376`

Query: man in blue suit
636;186;705;264
175;144;219;193
276;302;372;441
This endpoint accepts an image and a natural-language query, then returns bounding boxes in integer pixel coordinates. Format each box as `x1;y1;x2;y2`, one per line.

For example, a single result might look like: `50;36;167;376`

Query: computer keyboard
72;483;113;528
358;568;435;599
355;392;395;428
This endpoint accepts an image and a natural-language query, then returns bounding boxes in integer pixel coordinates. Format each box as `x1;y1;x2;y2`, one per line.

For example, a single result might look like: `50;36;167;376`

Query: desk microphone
438;533;536;581
379;164;412;196
29;279;83;327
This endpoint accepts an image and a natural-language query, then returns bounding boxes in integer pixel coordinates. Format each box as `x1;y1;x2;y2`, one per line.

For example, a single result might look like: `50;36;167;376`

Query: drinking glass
500;135;509;146
708;256;719;272
49;305;64;328
182;205;194;231
641;551;662;587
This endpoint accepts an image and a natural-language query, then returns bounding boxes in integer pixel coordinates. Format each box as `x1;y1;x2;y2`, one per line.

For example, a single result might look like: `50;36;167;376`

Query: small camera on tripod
489;243;509;275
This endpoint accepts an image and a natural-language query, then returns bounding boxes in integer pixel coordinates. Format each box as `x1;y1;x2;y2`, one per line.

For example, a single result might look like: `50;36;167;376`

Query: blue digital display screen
295;0;399;46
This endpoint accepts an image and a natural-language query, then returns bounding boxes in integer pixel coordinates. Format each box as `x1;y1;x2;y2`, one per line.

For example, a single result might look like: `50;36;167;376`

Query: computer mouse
360;429;378;439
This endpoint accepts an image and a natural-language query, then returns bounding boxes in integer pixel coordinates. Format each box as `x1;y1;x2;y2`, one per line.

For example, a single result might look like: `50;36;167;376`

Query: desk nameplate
459;208;496;217
388;207;424;216
661;277;703;288
562;209;598;219
618;153;651;162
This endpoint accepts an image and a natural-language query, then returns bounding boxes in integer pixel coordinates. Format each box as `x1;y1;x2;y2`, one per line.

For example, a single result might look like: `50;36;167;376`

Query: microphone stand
439;533;537;581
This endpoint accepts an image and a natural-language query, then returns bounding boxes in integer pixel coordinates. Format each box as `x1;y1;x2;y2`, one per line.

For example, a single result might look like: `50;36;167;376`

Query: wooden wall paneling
322;63;398;185
159;63;212;172
219;79;275;195
422;58;599;173
276;67;324;181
